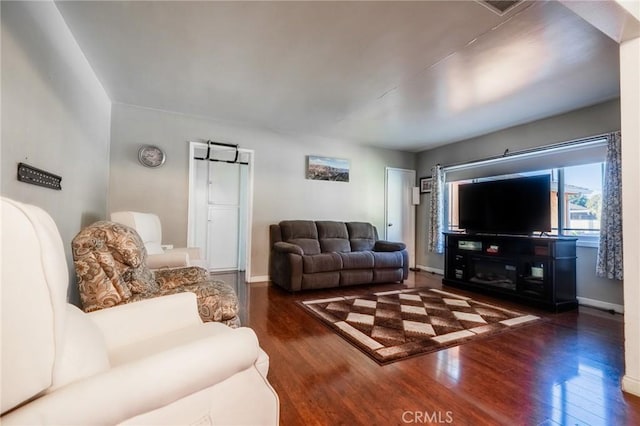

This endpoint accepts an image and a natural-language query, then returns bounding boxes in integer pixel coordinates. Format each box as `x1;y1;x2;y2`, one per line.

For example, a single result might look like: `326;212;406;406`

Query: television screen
458;175;551;234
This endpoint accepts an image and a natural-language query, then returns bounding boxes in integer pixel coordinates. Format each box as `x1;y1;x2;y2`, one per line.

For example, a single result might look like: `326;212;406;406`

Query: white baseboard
623;375;640;397
248;275;269;283
577;296;624;314
414;265;444;275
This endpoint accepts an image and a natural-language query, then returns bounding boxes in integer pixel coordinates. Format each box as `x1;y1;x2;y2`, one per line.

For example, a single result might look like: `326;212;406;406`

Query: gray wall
1;1;112;305
416;99;623;308
109;103;415;280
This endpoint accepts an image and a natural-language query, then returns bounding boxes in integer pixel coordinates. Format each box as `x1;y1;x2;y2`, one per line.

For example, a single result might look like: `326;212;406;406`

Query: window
446;161;604;244
561;162;603;239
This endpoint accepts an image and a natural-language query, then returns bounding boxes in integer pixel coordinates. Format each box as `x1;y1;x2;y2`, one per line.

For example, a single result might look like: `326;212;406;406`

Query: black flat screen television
458;174;551;235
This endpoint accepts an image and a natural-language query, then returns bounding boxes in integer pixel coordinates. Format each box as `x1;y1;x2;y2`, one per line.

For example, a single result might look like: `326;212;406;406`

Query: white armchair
1;198;279;425
110;211;208;270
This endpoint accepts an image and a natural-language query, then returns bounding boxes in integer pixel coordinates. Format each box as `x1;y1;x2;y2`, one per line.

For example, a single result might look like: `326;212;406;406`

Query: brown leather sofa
269;220;408;292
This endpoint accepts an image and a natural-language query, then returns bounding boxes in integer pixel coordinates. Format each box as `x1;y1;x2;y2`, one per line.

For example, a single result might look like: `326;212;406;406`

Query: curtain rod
439;131;617;171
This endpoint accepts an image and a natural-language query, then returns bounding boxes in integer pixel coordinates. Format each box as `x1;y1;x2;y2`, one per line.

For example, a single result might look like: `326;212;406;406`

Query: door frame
384;167;416;269
187;141;254;279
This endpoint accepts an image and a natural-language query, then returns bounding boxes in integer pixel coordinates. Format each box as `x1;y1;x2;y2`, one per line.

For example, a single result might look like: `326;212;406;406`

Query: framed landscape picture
420;176;432;193
306;156;350;182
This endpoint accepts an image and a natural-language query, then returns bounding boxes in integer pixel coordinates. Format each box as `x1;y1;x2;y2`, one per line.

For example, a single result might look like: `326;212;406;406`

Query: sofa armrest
374;240;407;252
269;247;303;291
273;241;304;255
147;251;189;269
87;293;202;351
1;328;261;426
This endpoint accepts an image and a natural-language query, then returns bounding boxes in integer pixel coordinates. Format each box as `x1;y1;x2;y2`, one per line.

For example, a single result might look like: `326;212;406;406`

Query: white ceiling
55;0;620;152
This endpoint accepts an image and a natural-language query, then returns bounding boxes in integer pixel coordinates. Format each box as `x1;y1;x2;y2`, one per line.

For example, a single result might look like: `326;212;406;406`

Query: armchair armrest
374;240;407;252
87;293;202;352
168;246;203;260
147;251;189;269
153;266;209;290
1;328;261;426
273;241;304;255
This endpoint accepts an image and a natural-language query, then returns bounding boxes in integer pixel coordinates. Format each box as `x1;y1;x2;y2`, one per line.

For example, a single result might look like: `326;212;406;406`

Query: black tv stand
443;232;577;312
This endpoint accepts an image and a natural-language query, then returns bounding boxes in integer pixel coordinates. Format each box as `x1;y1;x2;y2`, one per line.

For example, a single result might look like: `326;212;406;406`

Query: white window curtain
596;132;623;280
428;164;445;254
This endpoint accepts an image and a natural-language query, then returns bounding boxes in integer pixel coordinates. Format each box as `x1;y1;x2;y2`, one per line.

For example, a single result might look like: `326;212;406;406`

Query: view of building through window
563;162;603;237
447;162;604;240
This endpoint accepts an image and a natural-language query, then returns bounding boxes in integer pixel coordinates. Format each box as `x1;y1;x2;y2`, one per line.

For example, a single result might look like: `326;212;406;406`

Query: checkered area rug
299;288;540;364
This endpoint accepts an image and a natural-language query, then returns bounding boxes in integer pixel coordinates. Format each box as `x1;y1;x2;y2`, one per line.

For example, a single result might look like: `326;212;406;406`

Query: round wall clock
138;145;166;168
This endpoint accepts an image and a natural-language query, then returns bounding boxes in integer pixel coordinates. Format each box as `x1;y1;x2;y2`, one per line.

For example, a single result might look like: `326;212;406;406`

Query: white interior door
208;160;241;270
385;167;416;268
188;143;252;273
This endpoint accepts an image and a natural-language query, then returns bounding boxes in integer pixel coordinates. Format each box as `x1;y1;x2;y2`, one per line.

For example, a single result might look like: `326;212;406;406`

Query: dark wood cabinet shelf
443;232;577;312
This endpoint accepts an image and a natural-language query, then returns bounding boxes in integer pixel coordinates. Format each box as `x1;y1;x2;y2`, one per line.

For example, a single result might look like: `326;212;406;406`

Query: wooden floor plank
243;272;640;425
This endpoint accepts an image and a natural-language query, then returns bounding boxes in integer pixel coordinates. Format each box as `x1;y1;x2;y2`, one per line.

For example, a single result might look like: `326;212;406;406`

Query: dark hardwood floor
241;271;640;425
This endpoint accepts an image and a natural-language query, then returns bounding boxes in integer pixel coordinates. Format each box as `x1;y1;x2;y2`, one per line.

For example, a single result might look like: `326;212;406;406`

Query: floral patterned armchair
72;221;240;327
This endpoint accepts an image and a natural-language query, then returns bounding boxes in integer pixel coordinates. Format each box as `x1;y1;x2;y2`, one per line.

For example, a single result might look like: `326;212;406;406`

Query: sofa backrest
1;198;67;413
279;220;321;255
72;221;159;312
346;222;379;251
316;221;351;253
1;198;112;417
275;220;380;254
110;211;164;255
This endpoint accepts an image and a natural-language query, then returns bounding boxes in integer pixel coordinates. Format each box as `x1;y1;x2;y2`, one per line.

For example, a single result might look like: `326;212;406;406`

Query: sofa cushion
320;239;351;253
280;220;321;255
302;253;343;274
373;251;404;269
280;220;318;240
346;222;378;251
316;221;351;253
339;252;374;269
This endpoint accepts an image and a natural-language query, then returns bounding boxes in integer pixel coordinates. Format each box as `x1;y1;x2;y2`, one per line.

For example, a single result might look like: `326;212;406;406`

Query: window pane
563;162;603;237
448;181;464;231
549;169;559;235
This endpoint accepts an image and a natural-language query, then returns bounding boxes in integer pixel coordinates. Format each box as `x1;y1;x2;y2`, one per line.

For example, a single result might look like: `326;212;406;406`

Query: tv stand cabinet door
517;258;551;300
